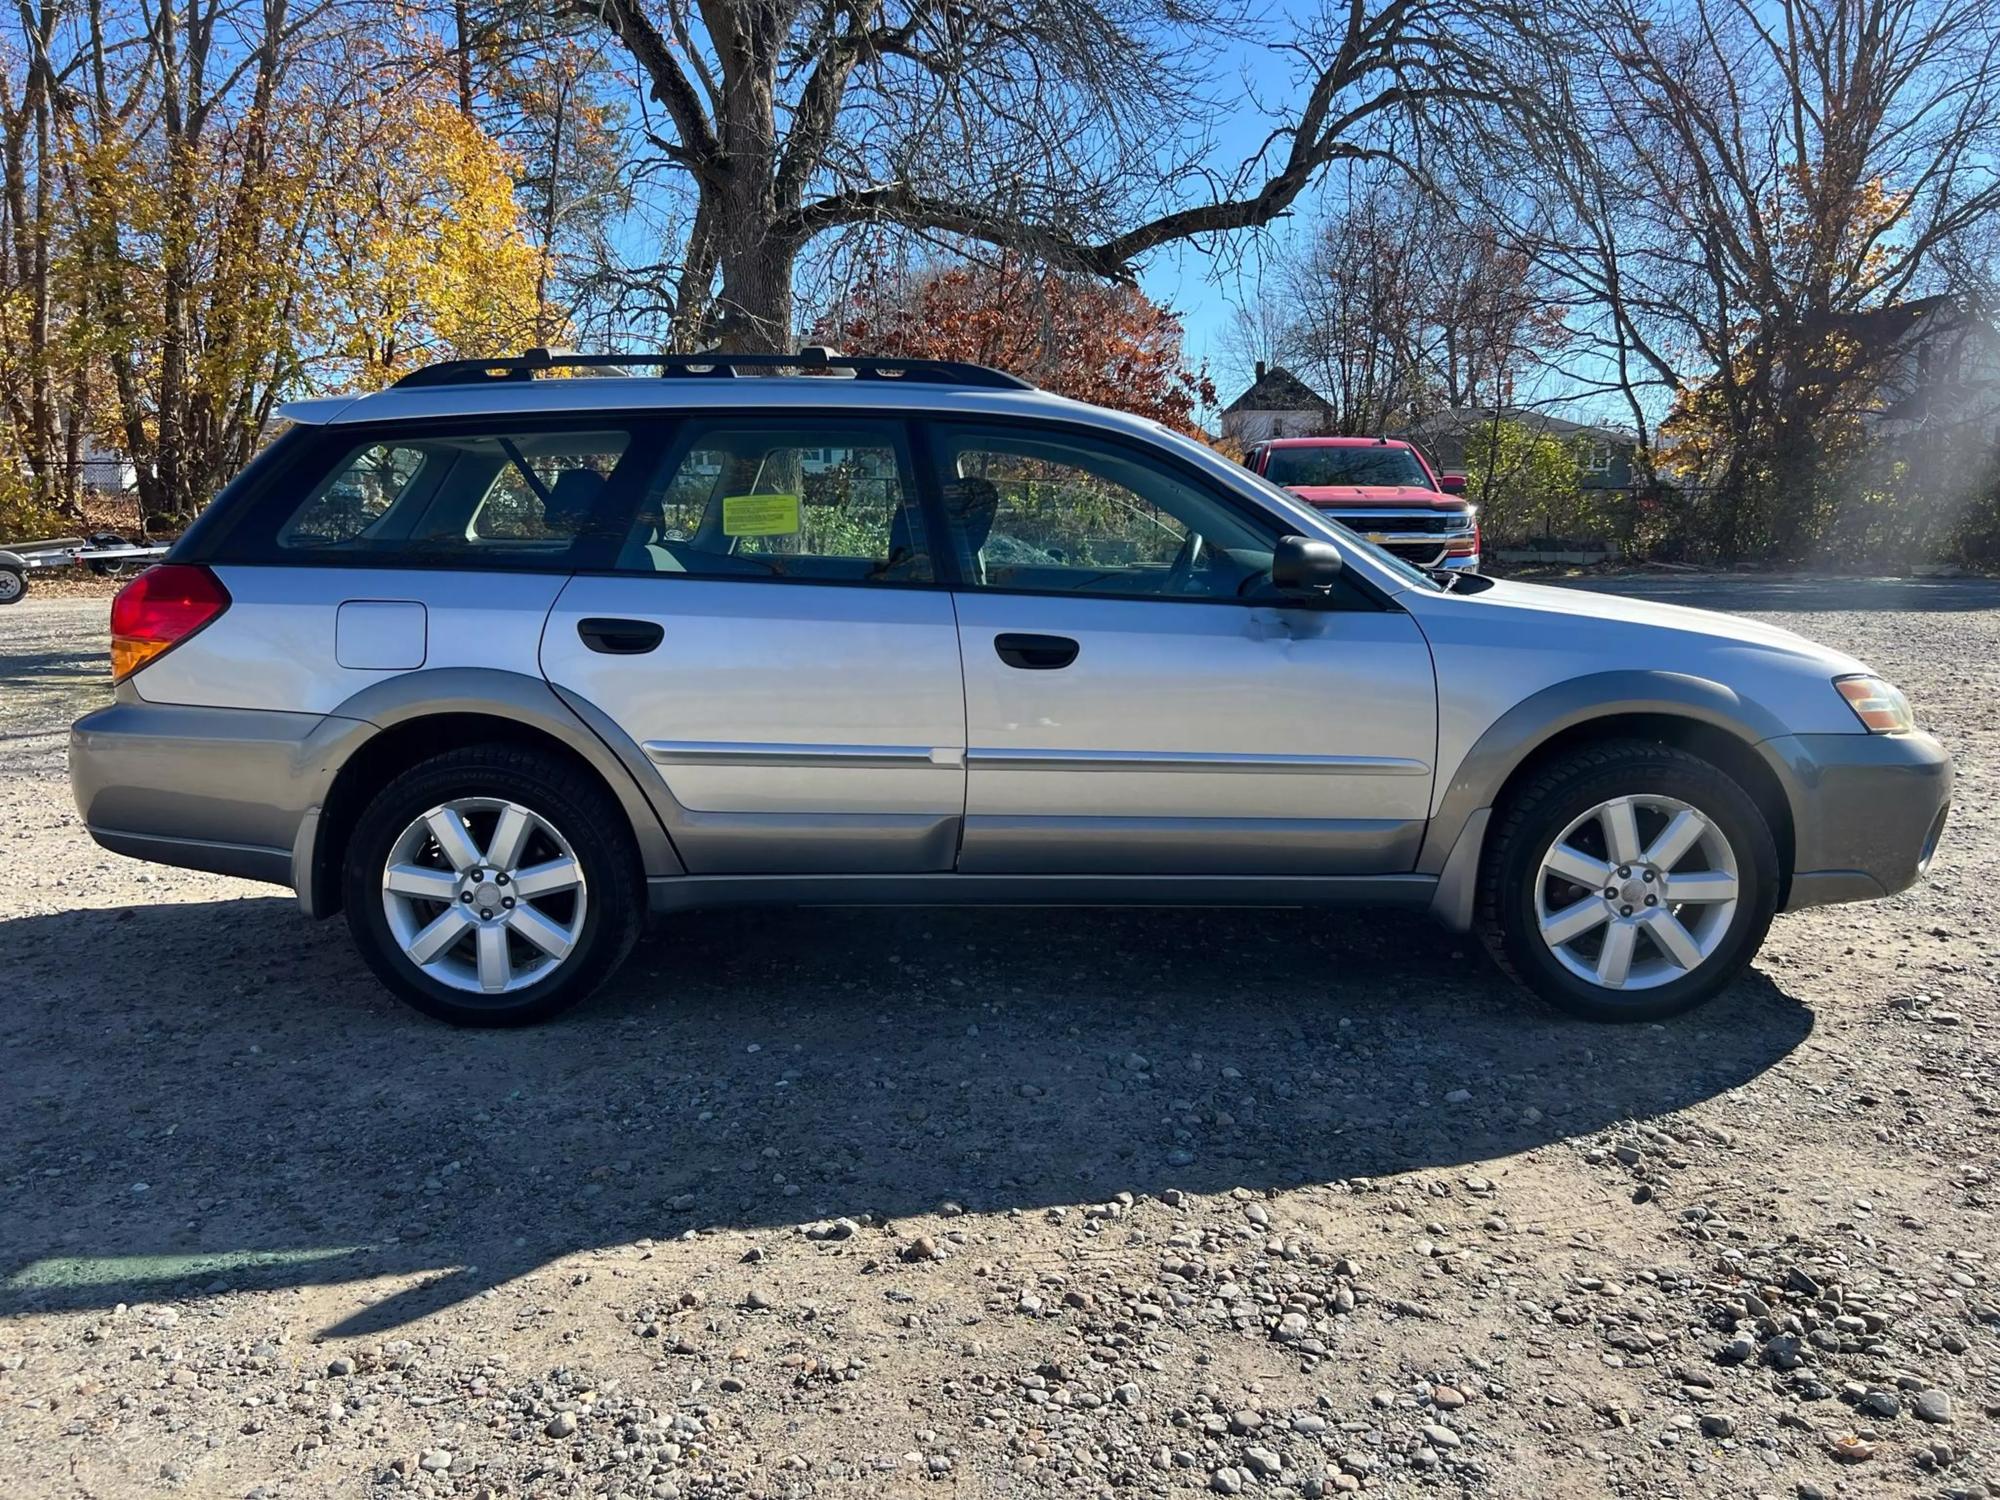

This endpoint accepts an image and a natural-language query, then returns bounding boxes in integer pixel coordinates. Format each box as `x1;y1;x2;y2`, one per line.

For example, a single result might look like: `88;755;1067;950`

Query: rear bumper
70;698;369;892
1767;730;1953;911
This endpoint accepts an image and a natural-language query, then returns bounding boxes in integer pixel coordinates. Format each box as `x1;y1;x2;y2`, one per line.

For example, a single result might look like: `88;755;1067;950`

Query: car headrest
545;467;614;535
943;477;1000;552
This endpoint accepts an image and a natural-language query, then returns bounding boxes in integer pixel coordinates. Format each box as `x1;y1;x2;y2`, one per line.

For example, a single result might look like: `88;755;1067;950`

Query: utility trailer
0;534;168;605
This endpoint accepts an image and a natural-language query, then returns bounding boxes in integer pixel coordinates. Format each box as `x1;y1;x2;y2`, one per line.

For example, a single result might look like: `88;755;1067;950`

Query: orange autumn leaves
822;255;1216;436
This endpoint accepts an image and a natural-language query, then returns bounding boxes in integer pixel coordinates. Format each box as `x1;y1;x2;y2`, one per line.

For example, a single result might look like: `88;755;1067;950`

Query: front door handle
578;617;664;655
994;632;1080;670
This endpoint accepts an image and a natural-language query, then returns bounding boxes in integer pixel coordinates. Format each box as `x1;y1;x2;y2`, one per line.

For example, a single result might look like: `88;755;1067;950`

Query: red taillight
110;565;230;681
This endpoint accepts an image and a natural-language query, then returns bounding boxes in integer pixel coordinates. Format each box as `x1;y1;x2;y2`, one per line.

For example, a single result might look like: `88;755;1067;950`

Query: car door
926;421;1437;875
540;415;967;874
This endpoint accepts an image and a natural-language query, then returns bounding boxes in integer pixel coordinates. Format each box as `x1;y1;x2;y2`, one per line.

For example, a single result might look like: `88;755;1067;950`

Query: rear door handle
578;617;664;655
993;632;1080;670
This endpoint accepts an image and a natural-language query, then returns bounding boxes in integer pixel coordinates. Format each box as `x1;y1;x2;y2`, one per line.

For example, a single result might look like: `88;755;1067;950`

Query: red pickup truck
1242;436;1480;573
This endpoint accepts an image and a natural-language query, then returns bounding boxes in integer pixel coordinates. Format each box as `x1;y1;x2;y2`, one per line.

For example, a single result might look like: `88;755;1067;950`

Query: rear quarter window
203;418;657;572
279;443;427;547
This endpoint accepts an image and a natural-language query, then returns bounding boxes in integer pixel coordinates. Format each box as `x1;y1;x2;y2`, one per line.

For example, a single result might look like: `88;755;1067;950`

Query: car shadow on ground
0;894;1814;1339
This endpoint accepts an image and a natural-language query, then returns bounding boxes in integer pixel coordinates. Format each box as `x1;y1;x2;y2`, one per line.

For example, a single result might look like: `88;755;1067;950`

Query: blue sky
1131;29;1304;397
1123;26;1637;425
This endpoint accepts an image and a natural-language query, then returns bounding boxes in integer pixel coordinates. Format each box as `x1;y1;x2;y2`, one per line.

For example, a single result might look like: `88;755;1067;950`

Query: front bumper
1766;730;1953;911
70;697;369;891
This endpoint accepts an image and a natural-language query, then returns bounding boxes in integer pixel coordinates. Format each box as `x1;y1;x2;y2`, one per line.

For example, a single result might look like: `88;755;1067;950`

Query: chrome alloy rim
1534;794;1740;992
381;798;587;996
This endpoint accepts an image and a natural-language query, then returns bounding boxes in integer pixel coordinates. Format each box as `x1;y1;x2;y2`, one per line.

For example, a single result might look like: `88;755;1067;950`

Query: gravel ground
2;579;1996;1500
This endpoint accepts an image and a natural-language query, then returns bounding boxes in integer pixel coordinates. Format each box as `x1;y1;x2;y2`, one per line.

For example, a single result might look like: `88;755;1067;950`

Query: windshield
1262;445;1433;490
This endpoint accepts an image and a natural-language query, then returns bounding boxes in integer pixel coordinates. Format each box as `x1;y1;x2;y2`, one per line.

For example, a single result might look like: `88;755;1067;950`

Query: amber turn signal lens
1835;675;1914;734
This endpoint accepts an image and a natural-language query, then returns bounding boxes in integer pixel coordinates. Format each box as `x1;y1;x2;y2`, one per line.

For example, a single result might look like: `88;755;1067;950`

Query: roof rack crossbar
392;348;1035;391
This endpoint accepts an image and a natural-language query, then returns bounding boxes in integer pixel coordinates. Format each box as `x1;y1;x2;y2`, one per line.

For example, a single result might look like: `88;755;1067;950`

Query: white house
1219;363;1331;443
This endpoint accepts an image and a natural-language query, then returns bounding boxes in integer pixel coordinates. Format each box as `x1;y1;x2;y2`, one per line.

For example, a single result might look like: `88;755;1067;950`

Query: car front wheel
342;745;643;1025
1477;740;1779;1022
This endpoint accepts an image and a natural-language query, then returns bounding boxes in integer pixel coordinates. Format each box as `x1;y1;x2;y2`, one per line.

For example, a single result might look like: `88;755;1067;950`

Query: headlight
1835;675;1915;734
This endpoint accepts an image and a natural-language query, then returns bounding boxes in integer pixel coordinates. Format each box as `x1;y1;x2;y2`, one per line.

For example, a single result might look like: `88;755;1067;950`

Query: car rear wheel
342;745;643;1026
1476;740;1778;1022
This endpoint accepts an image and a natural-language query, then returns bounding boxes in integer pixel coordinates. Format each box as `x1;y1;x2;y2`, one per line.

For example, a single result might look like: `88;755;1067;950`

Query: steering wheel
1165;530;1206;594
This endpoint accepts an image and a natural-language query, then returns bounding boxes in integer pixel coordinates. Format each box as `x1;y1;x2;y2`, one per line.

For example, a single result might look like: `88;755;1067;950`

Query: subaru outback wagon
70;351;1951;1026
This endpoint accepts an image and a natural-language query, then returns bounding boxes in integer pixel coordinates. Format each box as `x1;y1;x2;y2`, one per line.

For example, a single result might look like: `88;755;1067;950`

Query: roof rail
391;347;1035;392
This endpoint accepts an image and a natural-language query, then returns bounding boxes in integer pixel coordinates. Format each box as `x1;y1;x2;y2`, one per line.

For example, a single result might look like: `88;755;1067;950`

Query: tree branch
569;0;718;169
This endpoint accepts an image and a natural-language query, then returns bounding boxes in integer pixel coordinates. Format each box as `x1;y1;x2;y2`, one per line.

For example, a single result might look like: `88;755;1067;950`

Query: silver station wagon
69;351;1952;1025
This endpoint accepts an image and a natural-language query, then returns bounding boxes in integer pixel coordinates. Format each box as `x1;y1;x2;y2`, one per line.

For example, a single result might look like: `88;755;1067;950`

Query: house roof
1223;366;1329;414
1404;407;1638;446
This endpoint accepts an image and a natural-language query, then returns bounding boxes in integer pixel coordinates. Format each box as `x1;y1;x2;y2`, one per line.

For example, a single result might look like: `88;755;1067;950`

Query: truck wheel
1476;740;1779;1022
341;744;644;1026
0;565;25;604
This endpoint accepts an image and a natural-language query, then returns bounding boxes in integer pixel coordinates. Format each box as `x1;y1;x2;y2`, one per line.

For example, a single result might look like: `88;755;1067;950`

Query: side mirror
1439;471;1467;494
1271;535;1345;593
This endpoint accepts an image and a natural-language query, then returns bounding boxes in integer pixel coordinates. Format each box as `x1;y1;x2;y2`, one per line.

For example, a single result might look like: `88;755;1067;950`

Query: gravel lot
2;578;1996;1500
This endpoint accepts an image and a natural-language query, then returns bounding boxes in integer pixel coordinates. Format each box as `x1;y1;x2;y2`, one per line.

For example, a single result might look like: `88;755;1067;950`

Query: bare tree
0;0;78;511
569;0;1561;351
1218;297;1291;397
1277;187;1433;431
1487;0;2000;557
1256;175;1568;431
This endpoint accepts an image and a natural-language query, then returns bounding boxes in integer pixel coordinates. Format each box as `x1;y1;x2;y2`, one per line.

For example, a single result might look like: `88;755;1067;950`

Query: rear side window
276;429;636;559
620;420;932;583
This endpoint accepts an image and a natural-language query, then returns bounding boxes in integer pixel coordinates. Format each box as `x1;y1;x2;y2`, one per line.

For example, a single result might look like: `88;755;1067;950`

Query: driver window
925;427;1275;598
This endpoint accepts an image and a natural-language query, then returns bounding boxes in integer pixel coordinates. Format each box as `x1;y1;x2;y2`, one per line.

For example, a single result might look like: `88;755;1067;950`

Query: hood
1286;484;1464;509
1464;578;1869;672
1411;577;1881;739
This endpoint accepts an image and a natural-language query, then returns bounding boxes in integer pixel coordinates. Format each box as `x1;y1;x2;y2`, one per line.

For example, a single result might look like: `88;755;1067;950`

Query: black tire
0;565;25;604
85;533;136;577
342;744;644;1026
1476;739;1779;1022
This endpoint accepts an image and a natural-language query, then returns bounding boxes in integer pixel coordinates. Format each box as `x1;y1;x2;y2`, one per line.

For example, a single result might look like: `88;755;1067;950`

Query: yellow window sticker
721;493;800;537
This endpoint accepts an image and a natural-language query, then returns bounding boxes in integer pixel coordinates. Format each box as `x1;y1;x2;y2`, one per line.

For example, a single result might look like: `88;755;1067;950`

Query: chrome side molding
966;747;1429;775
643;740;962;769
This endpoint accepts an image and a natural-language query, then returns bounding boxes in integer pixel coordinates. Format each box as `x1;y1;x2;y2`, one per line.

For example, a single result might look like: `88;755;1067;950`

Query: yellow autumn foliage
310;97;555;390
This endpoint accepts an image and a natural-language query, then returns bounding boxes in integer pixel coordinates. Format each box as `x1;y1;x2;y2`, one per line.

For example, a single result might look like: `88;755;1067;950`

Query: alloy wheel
380;797;588;996
1533;794;1740;992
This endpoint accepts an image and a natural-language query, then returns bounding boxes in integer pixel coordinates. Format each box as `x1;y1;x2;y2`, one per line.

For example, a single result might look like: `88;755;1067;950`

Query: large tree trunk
707;35;795;355
712;230;797;353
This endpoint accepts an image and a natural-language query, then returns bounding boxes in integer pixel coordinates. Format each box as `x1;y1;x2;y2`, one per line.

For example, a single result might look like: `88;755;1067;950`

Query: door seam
948;587;971;869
